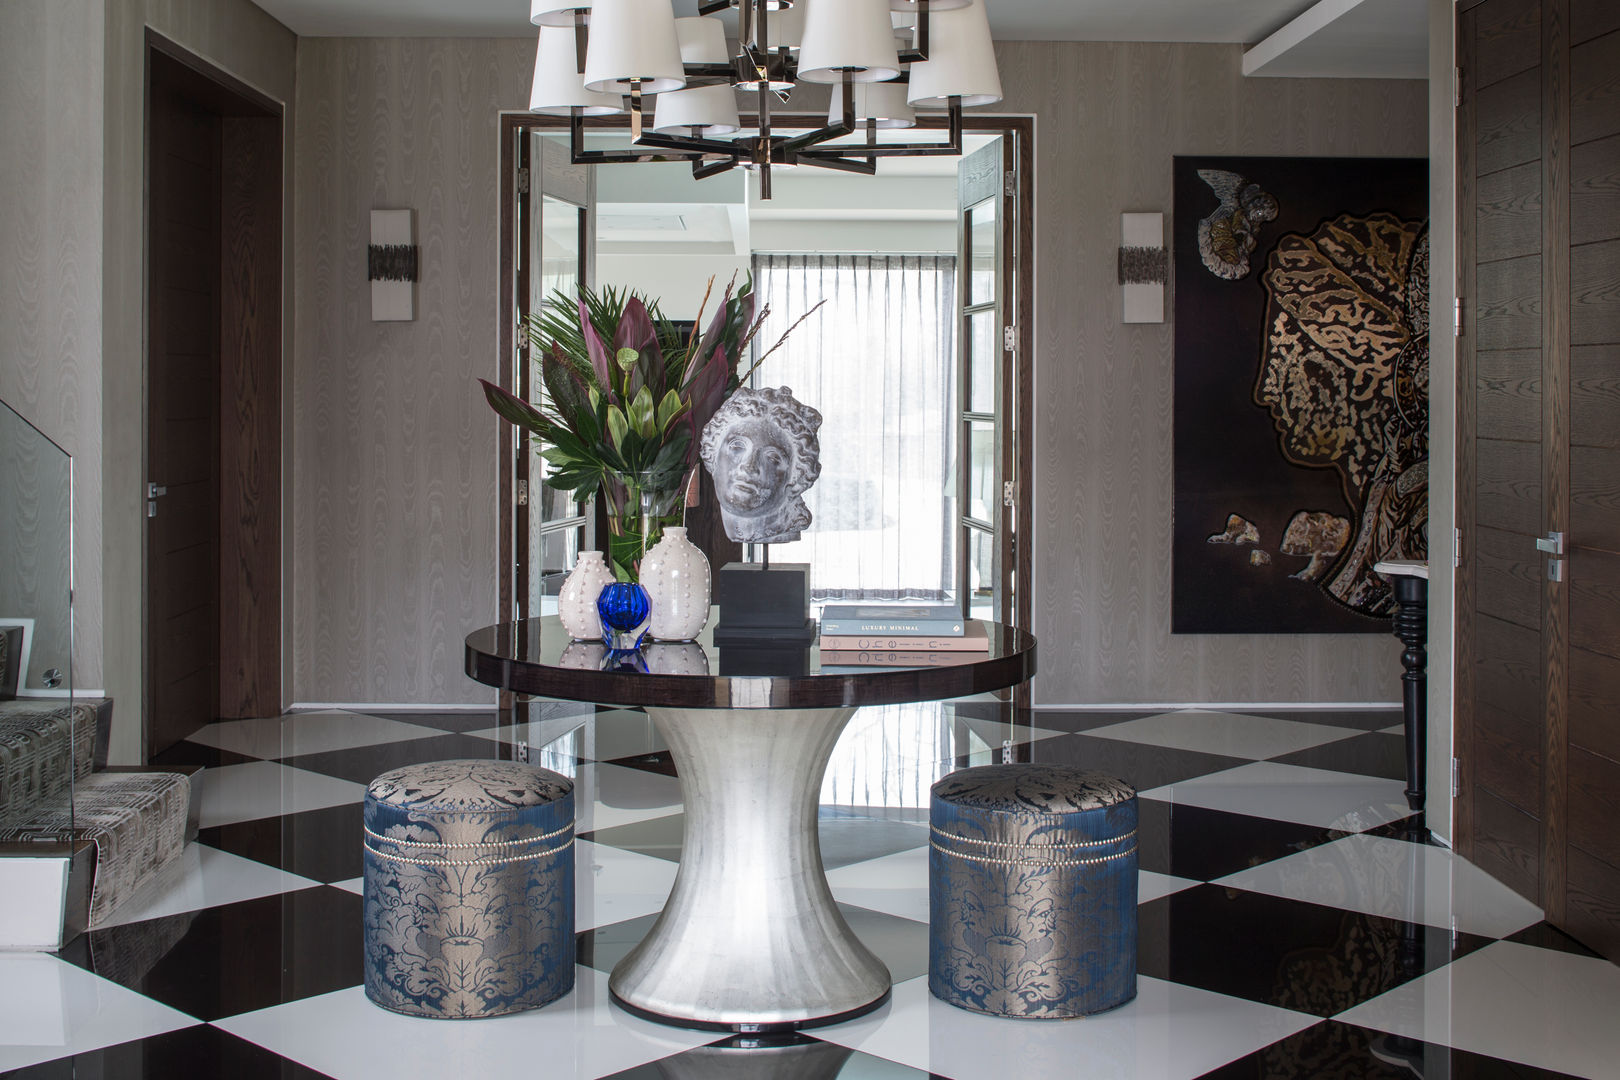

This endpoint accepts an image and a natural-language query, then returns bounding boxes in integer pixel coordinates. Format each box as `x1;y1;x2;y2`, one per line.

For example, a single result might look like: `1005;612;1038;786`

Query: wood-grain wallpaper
0;0;106;696
993;42;1428;705
291;38;533;704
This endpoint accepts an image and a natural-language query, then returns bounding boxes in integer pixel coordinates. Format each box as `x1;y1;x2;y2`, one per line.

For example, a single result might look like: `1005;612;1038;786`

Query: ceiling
253;0;1328;44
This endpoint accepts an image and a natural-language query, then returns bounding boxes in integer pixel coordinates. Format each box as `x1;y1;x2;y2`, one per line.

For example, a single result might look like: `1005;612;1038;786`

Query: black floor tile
1195;1019;1585;1079
600;1034;945;1078
605;749;680;777
1022;709;1163;734
0;1024;334;1079
69;887;365;1022
1029;732;1250;792
579;903;928;983
363;709;505;733
1504;920;1604;958
150;740;259;769
1136;800;1349;882
1270;730;1408;781
1138;884;1494;1017
279;732;514;784
1244;709;1404;732
198;802;366;883
583;813;686;861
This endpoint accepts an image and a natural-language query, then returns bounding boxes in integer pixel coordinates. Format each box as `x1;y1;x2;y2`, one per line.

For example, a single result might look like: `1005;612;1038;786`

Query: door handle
147;481;168;518
1535;532;1564;556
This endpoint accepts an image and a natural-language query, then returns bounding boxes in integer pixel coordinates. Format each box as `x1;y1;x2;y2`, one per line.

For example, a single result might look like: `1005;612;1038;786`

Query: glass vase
597;581;651;651
601;469;689;584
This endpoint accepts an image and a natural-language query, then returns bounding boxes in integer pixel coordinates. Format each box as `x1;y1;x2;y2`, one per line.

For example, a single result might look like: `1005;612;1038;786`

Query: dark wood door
1457;0;1620;959
147;74;223;752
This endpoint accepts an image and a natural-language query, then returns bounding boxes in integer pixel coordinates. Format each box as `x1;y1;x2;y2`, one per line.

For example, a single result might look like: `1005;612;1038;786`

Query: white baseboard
288;701;497;713
1033;701;1402;711
11;689;106;700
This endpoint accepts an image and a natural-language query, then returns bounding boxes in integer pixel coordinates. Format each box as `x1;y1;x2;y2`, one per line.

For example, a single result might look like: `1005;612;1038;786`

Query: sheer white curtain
749;254;957;601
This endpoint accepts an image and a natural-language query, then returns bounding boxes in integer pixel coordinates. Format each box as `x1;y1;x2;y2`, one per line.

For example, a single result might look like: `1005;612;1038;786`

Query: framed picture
1172;155;1429;634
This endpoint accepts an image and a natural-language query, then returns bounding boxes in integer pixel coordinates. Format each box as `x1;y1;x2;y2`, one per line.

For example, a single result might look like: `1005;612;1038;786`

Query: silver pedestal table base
608;705;891;1031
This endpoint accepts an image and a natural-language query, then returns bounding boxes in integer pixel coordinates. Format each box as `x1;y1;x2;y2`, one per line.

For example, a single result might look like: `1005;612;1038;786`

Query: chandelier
527;0;1002;198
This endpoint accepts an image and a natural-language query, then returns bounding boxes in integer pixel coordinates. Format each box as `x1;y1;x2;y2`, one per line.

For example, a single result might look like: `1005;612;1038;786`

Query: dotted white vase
643;642;710;676
558;551;615;641
641;527;712;642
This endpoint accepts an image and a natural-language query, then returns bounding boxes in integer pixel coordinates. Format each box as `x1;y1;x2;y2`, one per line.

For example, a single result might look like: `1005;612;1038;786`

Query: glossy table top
465;615;1037;710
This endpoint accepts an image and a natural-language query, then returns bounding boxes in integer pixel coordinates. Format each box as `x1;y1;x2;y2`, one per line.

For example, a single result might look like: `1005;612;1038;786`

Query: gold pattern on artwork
1207;514;1260;545
1256;213;1430;616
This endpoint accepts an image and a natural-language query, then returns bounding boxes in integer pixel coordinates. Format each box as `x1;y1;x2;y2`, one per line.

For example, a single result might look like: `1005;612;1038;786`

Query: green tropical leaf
655;389;685;433
628;385;657;438
605;404;628;451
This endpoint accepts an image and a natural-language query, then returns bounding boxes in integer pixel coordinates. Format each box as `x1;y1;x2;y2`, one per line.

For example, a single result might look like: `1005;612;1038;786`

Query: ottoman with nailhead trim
362;759;575;1018
929;764;1138;1018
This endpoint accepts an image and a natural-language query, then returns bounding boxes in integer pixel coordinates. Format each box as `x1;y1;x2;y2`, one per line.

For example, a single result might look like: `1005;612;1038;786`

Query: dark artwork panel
1172;156;1429;634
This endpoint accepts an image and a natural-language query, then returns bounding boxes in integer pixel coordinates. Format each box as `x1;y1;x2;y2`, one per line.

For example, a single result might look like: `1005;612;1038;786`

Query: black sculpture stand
1389;573;1429;814
712;561;816;647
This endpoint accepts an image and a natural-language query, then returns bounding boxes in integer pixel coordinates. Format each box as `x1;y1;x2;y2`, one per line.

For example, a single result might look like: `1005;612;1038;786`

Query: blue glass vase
597;582;650;651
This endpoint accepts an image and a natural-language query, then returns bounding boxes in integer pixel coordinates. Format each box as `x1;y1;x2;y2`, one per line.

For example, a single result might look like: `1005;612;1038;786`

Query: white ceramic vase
558;551;615;641
641;526;712;641
643;642;710;676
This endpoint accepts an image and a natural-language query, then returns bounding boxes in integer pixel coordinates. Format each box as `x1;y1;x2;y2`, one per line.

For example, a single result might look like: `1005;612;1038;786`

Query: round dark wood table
465;615;1037;1033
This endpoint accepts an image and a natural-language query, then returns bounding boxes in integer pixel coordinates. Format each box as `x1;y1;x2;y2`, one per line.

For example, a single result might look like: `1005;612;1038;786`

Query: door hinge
1454;66;1463;108
1451;757;1460;798
1002;480;1015;508
517;479;529;506
1003;170;1016;198
1002;325;1016;352
517;167;531;195
1454;297;1464;337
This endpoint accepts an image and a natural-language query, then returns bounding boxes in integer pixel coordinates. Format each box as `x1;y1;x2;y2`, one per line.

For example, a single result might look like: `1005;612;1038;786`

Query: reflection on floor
4;701;1617;1079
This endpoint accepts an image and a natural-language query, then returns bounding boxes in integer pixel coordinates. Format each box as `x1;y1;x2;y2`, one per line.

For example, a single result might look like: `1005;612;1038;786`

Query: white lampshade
530;27;624;115
829;70;915;128
906;0;1001;107
890;0;968;10
582;0;685;95
798;0;901;84
673;16;729;64
760;6;803;50
531;0;592;27
654;84;741;134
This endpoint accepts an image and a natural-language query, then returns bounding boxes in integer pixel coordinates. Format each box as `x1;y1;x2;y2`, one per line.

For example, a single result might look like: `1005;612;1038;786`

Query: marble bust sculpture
699;386;823;545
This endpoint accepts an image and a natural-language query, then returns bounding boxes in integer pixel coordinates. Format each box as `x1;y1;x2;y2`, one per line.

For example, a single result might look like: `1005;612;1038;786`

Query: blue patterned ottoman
929;764;1138;1018
363;759;575;1019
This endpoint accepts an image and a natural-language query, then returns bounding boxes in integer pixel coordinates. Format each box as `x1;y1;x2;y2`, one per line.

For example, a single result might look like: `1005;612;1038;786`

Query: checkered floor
5;702;1618;1079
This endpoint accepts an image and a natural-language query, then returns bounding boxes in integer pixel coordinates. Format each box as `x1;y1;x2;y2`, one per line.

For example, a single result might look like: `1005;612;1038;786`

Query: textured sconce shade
829;73;915;128
673;16;729;64
582;0;686;94
530;26;624;115
654;84;741;134
906;0;1001;107
798;0;902;84
531;0;592;27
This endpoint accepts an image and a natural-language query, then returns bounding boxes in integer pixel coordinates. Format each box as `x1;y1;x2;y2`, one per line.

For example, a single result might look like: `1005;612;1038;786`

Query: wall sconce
369;209;418;321
1119;212;1167;324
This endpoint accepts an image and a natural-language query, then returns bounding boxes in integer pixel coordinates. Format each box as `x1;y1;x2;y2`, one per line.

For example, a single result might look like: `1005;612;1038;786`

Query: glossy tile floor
6;701;1619;1079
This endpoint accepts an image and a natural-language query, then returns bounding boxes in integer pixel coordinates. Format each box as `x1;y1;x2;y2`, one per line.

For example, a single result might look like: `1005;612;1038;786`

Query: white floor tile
1087;710;1363;761
826;849;1196;923
466;708;658;767
187;710;442;759
576;839;678;932
816;975;1319;1080
827;848;930;923
0;954;198;1071
1380;724;1405;736
95;844;320;929
216;969;712;1080
195;761;367;828
330;877;363;896
574;763;683;833
1337;940;1620;1079
1215;833;1543;939
1140;761;1411;832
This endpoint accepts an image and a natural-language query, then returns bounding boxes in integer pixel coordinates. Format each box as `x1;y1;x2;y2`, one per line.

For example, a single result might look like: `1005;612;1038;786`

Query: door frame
495;112;1035;636
143;32;285;753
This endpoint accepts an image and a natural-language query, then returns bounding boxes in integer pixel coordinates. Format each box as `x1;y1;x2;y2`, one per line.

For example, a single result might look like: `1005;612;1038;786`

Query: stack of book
817;604;989;667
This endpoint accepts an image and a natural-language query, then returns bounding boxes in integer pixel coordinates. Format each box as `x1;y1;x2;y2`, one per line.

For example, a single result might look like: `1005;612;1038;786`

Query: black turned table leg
1390;575;1429;814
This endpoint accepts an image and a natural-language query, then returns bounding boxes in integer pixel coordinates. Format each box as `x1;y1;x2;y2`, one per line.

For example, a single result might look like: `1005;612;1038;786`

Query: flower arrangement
479;276;817;583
